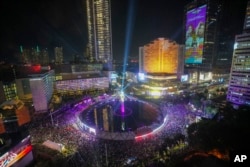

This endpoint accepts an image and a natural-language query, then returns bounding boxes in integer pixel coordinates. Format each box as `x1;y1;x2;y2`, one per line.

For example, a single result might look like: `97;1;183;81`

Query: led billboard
0;136;33;167
185;5;207;64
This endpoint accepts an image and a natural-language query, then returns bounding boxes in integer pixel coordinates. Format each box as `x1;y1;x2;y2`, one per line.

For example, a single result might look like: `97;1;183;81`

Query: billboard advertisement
0;136;33;167
185;5;207;64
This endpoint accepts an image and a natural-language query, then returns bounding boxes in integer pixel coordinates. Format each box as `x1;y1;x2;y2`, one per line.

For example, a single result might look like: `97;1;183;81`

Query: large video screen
185;5;207;64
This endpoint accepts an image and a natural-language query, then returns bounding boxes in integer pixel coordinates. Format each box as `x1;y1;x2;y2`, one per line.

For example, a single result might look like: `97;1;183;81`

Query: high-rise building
85;0;113;67
40;48;50;65
215;0;249;70
184;0;221;71
137;38;183;97
31;46;40;64
29;70;55;112
54;47;63;65
139;38;181;74
243;1;250;32
227;1;250;106
20;48;31;64
0;64;17;103
20;46;50;65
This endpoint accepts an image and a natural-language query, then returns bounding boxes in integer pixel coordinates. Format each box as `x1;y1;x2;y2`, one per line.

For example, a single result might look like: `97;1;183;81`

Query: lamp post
50;108;54;126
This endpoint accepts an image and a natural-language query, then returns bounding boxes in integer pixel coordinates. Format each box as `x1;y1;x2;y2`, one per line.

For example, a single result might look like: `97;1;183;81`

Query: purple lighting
121;102;125;113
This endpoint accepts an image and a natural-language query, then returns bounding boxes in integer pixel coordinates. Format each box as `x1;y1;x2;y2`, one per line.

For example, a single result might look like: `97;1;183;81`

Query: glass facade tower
86;0;112;65
184;0;221;71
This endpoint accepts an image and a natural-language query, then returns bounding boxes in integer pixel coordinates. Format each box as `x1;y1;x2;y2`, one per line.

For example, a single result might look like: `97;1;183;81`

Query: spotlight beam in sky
122;0;136;89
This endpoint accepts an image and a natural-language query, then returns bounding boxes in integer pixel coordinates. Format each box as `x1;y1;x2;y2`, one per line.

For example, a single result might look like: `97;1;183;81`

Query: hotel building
138;38;184;96
28;70;55;112
15;68;55;112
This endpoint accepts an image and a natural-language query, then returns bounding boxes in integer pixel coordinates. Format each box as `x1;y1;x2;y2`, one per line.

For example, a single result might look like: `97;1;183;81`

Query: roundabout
76;93;168;140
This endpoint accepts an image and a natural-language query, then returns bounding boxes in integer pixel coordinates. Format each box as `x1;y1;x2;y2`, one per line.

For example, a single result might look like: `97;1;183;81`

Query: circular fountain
78;92;164;140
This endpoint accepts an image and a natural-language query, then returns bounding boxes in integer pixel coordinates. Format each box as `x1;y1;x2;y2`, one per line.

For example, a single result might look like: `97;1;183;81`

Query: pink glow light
121;102;125;113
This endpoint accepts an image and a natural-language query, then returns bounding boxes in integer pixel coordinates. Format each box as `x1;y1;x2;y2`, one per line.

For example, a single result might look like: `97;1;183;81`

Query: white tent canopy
42;140;64;152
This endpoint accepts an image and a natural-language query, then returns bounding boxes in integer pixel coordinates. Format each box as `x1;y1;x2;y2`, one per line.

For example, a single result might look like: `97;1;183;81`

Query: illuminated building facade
55;76;109;95
142;74;179;97
215;1;250;72
29;70;55;112
137;38;183;97
54;46;63;65
20;46;30;64
184;0;221;73
54;63;103;74
0;64;53;106
227;1;250;106
85;0;113;66
227;34;250;106
20;46;50;65
0;82;17;102
140;38;179;74
243;0;250;32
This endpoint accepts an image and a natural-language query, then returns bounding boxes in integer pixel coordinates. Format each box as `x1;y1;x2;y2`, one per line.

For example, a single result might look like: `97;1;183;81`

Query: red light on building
32;65;41;72
0;118;5;134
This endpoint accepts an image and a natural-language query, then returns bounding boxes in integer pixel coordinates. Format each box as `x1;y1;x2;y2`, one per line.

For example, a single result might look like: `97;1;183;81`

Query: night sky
0;0;248;62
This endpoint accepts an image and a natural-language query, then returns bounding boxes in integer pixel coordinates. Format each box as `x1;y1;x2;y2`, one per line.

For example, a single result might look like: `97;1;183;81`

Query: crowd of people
29;94;207;167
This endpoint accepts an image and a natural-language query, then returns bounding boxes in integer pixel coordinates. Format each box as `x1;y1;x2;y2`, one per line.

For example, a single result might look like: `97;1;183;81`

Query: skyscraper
54;47;63;65
29;70;55;112
31;46;40;64
19;46;50;65
215;0;248;70
243;0;250;32
85;0;113;67
40;48;50;65
227;1;250;106
184;0;221;81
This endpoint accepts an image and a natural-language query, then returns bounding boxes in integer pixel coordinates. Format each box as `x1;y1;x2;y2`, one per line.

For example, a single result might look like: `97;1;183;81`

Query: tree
187;104;250;151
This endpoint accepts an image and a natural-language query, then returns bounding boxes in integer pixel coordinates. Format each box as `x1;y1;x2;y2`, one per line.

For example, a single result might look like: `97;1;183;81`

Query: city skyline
1;1;250;166
0;0;248;63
